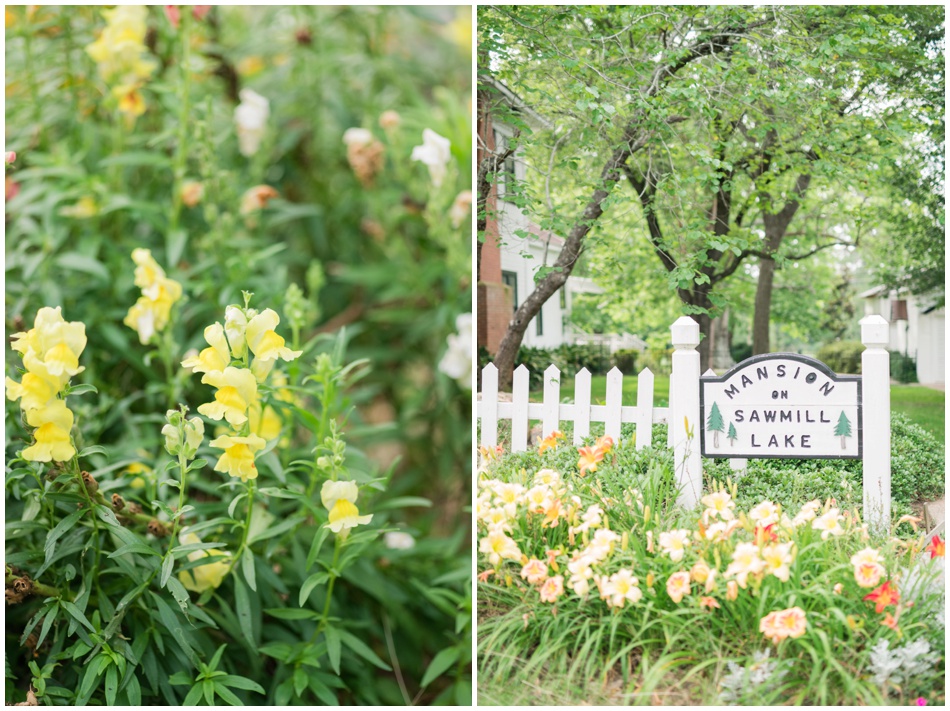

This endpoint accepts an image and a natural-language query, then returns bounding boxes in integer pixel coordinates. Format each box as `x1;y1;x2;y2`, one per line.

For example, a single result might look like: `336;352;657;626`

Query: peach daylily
520;559;548;585
699;596;720;610
666;571;691;604
577;446;604;476
539;575;564;603
538;430;564;454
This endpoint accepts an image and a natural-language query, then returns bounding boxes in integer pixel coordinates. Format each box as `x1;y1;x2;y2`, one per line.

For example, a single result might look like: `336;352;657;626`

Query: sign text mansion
700;354;862;460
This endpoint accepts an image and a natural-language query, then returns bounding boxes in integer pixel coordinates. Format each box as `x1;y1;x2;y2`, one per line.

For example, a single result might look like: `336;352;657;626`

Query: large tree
479;5;943;381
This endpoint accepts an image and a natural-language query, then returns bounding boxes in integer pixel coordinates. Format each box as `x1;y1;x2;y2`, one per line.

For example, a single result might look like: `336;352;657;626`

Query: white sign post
670;317;701;509
700;355;862;459
861;315;891;533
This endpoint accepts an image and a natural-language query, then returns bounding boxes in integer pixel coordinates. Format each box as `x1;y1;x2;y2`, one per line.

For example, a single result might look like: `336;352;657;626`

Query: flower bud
81;471;98;494
147;520;168;537
112;493;125;511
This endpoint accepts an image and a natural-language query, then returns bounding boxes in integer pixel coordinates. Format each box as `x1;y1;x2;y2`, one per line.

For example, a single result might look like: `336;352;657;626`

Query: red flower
863;580;900;613
926;535;945;559
755;523;778;544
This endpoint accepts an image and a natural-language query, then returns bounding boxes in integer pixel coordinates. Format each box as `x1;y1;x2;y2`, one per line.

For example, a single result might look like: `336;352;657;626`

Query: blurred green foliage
5;5;472;705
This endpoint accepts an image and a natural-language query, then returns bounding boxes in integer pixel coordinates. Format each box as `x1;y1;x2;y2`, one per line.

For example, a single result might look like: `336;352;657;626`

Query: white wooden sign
700;354;861;459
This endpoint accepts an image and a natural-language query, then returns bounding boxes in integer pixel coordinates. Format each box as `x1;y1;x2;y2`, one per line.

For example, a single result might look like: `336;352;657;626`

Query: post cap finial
671;316;700;348
860;314;889;347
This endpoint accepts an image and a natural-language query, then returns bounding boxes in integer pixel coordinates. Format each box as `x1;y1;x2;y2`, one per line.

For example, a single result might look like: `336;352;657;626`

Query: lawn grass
531;376;943;448
890;384;944;441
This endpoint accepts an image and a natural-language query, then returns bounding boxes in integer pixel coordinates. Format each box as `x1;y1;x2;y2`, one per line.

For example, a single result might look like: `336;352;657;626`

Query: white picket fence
478;363;668;451
476;314;893;531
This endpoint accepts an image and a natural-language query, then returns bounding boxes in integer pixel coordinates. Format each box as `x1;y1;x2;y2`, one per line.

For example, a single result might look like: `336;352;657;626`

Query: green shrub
817;340;864;374
731;341;753;364
890;351;919;384
611;348;639;373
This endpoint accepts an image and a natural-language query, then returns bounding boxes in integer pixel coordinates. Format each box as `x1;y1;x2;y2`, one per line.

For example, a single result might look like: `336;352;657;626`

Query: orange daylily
539;430;565;454
699;596;720;610
881;612;900;631
594;435;614;454
926;535;945;559
577;446;604;476
863;580;900;613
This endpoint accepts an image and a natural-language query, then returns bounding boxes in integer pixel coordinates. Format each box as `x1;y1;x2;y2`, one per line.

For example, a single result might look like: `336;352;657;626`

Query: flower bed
477;436;946;705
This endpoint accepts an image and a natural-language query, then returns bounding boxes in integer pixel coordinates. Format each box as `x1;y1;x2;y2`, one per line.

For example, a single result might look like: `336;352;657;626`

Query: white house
859;286;945;385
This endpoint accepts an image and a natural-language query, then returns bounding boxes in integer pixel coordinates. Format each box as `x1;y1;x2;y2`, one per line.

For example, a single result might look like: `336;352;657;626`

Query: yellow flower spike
248;401;282;442
5;373;58;411
21;400;75;462
209;434;266;481
646;572;654;589
643;504;651;525
182;323;231;374
114;85;146;117
621;531;629;552
327;499;372;534
199;367;258;426
245;309;302;365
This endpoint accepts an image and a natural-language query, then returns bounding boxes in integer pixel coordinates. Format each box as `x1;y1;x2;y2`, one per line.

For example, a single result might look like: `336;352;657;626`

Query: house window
536;304;544;336
493;129;516;196
501;270;518;313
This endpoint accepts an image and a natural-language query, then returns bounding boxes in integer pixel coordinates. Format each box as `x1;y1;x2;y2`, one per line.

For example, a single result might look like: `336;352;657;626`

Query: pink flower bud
164;5;180;28
5;151;15;165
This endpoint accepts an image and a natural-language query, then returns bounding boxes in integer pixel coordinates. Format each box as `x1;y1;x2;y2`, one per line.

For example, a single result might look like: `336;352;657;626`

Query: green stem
73;458;102;584
168;9;192;240
160;328;177;409
5;574;62;599
158;451;190;582
310;537;341;644
226;478;256;577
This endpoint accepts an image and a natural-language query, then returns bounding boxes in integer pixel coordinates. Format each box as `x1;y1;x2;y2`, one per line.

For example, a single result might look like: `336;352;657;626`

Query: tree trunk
752;255;776;355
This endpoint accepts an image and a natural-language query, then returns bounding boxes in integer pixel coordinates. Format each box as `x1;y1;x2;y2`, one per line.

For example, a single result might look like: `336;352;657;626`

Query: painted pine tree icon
834;411;852;449
727;421;737;446
707;401;724;448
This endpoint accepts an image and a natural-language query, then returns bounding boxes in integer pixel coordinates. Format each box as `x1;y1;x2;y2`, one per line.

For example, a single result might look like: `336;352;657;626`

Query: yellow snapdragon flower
177;530;231;593
124;249;182;345
321;480;373;536
198;367;258;426
181;323;231;374
21;400;75;462
245;309;302;381
209;434;266;481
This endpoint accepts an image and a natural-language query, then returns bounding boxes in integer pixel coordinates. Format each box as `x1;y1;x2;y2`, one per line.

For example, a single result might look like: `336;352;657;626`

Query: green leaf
213;683;242;706
248;515;306;544
37;604;58;647
293;667;308;697
60;600;96;633
218;675;264;694
66;383;98;396
166;576;191;613
207;644;227;672
94;505;123;529
234;579;255;648
325;626;341;675
421;646;460;687
298;572;328;607
123;673;141;706
78;445;108;458
305;526;330;571
203;679;215;705
108;542;162;559
168;671;192;686
104;664;118;706
182;683;203;706
264;608;319;621
241;546;256;592
375;496;432;510
228;493;247;520
160;555;174;588
338;629;391;671
44;509;85;561
54;252;109;281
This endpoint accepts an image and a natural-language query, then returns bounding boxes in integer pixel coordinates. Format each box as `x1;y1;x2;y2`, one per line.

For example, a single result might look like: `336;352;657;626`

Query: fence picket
511;364;530;452
636;368;654;449
573;368;591;444
604;367;623;441
542;365;561;438
480;363;498;448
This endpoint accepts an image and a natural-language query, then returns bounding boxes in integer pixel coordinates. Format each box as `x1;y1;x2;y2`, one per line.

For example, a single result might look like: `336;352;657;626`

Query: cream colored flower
658;529;691;562
411;128;451;187
812;508;845;539
604;569;642;608
235;89;269;156
665;571;691;604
